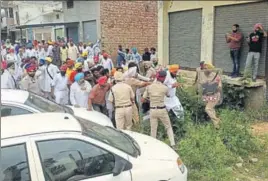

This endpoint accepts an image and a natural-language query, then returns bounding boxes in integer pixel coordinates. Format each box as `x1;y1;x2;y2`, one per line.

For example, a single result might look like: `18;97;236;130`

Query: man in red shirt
88;76;111;114
225;24;243;77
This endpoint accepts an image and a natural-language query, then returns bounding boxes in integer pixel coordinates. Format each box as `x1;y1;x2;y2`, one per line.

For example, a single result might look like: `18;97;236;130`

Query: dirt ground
251;122;268;135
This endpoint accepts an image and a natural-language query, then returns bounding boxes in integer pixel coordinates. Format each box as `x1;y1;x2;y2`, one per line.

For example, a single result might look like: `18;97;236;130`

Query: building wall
158;0;258;66
62;1;100;42
14;1;63;41
100;1;157;56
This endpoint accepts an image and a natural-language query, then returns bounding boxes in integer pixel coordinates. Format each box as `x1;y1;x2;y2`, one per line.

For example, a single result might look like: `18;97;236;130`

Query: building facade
158;0;268;77
1;1;16;41
62;1;157;54
13;1;64;42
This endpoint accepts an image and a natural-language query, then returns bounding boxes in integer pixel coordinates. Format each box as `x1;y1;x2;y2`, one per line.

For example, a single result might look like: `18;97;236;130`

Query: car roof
1;113;82;139
1;89;29;103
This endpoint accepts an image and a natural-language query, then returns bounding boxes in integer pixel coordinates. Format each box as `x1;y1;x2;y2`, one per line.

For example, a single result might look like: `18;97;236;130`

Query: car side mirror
112;160;126;176
112;157;132;177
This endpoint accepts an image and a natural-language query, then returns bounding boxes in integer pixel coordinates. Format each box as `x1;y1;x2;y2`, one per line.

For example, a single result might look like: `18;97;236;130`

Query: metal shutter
213;1;268;76
169;9;202;68
83;20;97;43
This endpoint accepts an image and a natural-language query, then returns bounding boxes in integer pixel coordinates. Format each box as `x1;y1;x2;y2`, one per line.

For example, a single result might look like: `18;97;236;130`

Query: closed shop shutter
169;9;202;68
83;20;97;44
213;1;268;76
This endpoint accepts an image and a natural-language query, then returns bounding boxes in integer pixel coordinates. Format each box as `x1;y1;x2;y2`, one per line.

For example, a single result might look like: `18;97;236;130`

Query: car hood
123;130;178;161
67;106;114;127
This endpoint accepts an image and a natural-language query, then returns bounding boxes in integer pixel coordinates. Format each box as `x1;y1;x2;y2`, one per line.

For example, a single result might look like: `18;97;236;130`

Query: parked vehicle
1;89;114;127
1;113;187;181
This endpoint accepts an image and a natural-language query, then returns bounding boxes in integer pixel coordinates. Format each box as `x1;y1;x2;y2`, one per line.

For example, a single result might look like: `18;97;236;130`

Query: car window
37;139;115;181
1;105;32;117
24;92;70;113
78;117;140;158
0;144;31;181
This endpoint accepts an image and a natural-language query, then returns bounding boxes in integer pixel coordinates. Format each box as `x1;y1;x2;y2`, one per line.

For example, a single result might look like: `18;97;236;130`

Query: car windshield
24;92;74;114
78;117;140;158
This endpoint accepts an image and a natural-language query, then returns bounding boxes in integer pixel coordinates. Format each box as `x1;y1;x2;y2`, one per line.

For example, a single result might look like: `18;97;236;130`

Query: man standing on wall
242;23;267;82
225;24;243;78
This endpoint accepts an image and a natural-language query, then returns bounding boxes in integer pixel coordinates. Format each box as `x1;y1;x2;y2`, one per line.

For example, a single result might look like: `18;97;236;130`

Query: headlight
177;157;186;174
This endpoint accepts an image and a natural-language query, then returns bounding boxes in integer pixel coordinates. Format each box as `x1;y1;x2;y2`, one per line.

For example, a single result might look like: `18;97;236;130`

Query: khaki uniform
124;78;145;124
20;75;42;96
143;81;175;146
108;82;135;130
146;67;156;79
198;71;222;128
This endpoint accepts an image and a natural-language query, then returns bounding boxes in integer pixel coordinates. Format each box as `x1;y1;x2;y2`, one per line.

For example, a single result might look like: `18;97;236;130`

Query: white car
1;89;114;127
1;113;187;181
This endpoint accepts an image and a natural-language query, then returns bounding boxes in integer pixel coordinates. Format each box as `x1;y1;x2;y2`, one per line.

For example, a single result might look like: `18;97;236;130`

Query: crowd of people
1;38;224;149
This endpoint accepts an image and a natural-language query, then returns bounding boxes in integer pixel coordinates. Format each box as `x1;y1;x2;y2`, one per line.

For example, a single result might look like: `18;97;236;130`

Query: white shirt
164;71;176;97
101;58;114;71
25;49;37;58
48;45;53;57
51;73;69;92
37;48;47;60
150;52;158;61
1;70;16;89
70;81;92;108
68;46;79;60
6;54;16;63
39;63;59;92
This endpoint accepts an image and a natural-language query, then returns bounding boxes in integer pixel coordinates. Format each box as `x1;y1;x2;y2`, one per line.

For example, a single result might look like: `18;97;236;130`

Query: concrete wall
62;1;100;42
158;0;258;66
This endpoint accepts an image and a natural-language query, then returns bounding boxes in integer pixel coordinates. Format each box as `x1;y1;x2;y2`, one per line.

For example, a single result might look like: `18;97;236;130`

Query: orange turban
168;64;179;73
111;68;116;76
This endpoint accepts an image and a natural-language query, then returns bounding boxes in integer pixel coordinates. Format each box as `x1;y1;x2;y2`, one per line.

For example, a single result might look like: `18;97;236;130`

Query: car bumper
170;167;188;181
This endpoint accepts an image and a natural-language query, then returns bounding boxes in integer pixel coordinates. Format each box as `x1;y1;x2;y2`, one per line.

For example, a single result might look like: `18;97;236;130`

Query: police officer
108;71;135;130
142;70;176;149
198;63;222;129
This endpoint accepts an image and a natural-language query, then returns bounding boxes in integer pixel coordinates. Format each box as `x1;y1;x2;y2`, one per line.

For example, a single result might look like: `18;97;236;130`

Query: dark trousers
92;104;107;115
230;49;240;76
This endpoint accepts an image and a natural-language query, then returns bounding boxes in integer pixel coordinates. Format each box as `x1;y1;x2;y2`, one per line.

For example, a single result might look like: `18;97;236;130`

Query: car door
29;133;132;181
1;137;39;181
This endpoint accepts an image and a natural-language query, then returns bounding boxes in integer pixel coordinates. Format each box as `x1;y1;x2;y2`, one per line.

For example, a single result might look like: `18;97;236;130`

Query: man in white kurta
164;65;184;119
1;62;16;89
70;72;92;108
51;65;69;105
20;65;42;95
100;53;114;72
25;47;37;58
39;57;59;99
68;43;79;61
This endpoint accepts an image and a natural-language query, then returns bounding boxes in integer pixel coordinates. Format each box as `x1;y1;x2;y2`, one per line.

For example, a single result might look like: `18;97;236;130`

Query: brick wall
100;1;157;60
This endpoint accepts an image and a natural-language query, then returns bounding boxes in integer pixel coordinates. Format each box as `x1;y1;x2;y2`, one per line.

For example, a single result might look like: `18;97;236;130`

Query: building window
8;8;13;18
56;14;59;19
67;0;74;9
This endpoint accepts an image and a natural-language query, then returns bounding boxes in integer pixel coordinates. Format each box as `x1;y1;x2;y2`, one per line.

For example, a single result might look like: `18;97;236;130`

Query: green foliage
218;109;263;156
246;104;268;121
177;87;209;123
220;83;249;110
177;110;263;181
178;122;236;181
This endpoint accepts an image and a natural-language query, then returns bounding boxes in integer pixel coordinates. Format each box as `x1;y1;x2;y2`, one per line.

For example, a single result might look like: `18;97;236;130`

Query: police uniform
198;64;222;128
108;72;135;130
124;77;145;124
143;71;175;146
